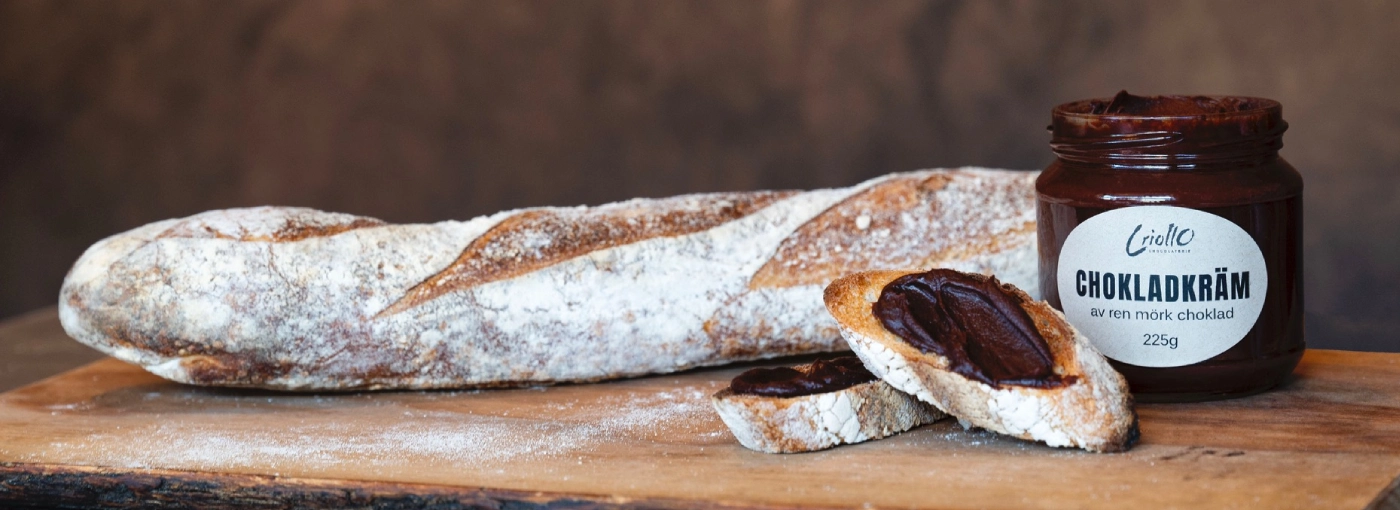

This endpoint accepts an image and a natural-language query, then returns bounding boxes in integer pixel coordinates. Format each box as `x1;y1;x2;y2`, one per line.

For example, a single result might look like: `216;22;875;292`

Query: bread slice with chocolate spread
823;269;1138;452
712;356;945;453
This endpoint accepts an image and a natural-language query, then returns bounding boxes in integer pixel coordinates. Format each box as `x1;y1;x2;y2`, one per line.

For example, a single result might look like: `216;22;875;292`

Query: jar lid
1050;91;1286;167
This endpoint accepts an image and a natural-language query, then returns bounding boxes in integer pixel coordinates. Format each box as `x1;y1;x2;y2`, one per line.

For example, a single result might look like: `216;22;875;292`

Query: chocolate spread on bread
873;269;1073;389
729;356;878;397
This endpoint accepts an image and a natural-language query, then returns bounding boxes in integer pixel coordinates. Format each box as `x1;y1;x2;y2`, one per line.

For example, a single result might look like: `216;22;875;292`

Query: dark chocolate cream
873;269;1072;389
729;356;878;398
1088;90;1262;116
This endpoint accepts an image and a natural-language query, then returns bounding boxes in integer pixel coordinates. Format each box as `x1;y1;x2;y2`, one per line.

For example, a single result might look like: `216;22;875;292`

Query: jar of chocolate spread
1037;91;1303;402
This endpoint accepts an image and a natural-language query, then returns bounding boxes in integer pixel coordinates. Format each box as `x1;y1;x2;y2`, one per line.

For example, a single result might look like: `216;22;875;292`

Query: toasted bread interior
824;269;1138;452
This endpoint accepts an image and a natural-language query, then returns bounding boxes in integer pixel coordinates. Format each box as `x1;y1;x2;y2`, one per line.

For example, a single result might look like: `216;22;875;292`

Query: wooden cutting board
2;350;1400;509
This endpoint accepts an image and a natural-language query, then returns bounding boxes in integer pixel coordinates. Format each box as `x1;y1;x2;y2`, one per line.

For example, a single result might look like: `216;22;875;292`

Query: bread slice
823;269;1138;452
712;357;945;453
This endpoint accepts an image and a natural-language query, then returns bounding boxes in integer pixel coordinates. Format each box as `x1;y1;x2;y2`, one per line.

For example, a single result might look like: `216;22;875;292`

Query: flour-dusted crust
60;168;1038;391
712;363;945;454
824;270;1139;453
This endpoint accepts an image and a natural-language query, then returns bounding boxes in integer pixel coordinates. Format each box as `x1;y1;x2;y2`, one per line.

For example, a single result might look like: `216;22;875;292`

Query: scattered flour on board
32;387;718;471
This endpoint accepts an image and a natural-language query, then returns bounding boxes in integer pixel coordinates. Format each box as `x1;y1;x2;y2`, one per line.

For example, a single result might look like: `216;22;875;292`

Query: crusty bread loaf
823;270;1138;452
59;168;1037;391
712;360;945;453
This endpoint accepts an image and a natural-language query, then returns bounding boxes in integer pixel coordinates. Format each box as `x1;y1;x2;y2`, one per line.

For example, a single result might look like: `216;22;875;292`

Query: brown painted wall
1;0;1396;351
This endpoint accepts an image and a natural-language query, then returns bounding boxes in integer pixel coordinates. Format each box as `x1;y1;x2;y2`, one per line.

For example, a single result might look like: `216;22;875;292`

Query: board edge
0;461;824;510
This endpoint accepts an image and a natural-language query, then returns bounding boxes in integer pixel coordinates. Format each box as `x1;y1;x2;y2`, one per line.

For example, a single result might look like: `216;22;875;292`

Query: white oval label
1056;206;1266;367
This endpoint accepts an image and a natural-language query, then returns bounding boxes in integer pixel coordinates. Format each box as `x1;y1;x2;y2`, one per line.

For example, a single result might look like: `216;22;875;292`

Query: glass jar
1037;92;1303;402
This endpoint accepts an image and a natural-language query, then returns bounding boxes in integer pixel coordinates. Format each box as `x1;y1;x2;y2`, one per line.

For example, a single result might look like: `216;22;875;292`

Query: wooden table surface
1;309;1399;509
0;308;105;394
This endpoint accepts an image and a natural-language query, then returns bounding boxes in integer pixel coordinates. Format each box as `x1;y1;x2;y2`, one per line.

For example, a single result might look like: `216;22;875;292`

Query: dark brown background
1;1;1396;351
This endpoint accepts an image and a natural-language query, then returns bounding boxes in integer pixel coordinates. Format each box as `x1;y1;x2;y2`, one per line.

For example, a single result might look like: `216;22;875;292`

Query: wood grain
0;463;768;510
2;350;1399;509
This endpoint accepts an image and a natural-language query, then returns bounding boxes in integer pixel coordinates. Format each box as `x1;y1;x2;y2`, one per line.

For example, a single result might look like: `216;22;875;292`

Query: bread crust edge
823;270;1139;453
711;363;946;453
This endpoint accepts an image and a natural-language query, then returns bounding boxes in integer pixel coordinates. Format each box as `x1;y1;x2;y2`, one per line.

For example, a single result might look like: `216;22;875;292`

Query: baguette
823;269;1138;452
59;168;1038;390
712;356;945;453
